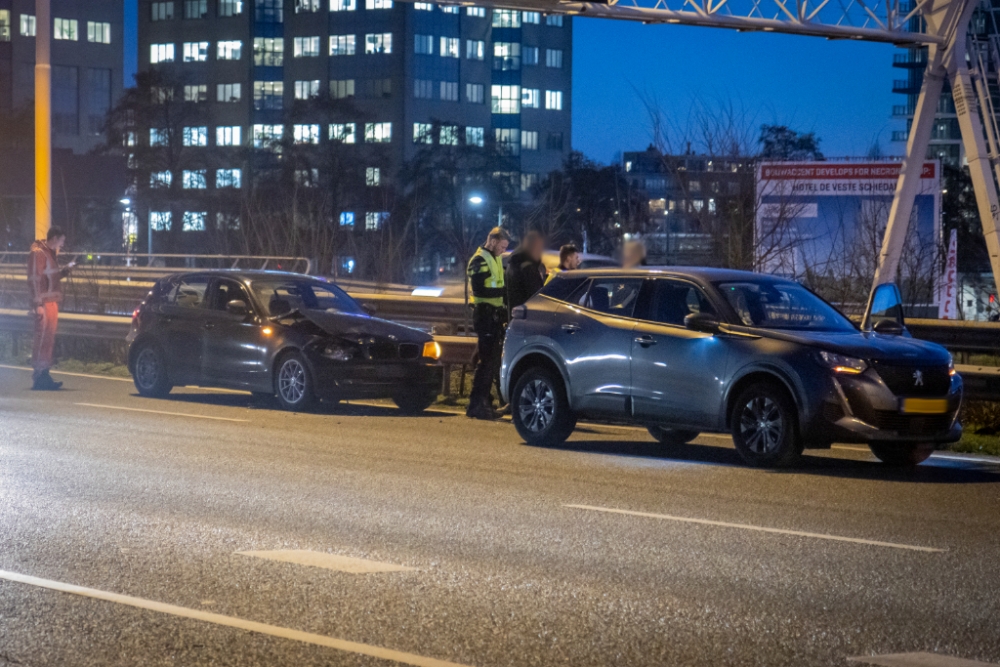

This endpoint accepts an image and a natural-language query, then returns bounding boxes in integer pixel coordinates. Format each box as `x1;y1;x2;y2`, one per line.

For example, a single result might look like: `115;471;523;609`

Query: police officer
466;226;510;420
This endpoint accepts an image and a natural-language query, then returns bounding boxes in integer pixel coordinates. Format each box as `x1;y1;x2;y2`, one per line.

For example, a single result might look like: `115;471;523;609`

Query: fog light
423;341;442;360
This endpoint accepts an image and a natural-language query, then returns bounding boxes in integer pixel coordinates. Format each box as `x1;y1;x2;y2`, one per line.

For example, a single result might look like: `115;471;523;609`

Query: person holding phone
27;227;74;390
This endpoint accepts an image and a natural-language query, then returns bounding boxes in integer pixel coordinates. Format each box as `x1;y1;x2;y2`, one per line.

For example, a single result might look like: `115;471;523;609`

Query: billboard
755;161;942;294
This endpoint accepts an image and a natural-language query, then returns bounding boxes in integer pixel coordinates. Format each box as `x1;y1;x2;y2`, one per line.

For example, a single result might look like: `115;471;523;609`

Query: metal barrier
0;252;314;276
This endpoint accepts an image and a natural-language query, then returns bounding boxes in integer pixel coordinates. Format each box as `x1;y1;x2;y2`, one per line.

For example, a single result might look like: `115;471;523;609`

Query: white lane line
847;652;998;666
237;550;417;574
0;569;470;667
0;364;133;382
76;403;249;423
565;504;946;553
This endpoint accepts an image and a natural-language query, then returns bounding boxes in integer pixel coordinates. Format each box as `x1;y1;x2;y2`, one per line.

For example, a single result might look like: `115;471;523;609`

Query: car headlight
422;341;442;360
322;345;354;361
948;355;956;376
817;350;867;375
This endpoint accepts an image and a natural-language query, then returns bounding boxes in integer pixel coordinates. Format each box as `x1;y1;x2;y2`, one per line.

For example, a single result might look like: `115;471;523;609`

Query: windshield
250;279;364;317
714;280;855;332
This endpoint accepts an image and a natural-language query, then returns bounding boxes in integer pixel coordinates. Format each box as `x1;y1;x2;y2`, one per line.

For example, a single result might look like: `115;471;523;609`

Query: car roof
556;266;795;283
164;269;320;282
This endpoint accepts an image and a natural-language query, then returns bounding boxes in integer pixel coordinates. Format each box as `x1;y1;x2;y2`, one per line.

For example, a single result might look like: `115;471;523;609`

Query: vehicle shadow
140;391;458;418
535;438;1000;484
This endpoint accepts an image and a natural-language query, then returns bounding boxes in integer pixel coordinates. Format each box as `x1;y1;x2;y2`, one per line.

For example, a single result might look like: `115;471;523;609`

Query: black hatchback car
126;271;443;412
501;268;963;467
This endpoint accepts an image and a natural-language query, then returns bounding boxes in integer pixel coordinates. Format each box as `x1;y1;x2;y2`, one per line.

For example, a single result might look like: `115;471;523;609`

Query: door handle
634;335;656;346
561;323;581;334
204;322;216;330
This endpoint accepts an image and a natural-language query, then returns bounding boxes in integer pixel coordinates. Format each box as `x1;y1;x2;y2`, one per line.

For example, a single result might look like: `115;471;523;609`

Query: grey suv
500;268;962;467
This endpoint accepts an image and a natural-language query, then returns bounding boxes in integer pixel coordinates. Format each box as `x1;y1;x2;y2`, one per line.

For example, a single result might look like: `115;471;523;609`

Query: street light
468;195;484;205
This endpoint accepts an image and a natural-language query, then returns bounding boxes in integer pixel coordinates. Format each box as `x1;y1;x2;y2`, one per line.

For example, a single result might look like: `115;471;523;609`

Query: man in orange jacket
27;227;74;390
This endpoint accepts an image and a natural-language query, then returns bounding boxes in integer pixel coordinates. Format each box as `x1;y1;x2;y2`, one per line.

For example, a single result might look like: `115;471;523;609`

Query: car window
165;277;209;309
250;279;364;316
573;278;643;318
209;279;251;312
538;274;588;302
638;279;716;326
715;280;854;331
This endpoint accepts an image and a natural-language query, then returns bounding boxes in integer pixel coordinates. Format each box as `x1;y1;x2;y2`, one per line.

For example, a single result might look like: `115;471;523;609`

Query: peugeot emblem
913;369;924;386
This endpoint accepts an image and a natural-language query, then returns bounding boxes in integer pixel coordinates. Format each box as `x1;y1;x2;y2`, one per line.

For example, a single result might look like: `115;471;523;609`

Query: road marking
0;569;471;667
76;403;249;423
564;504;946;553
848;652;998;666
0;364;133;382
237;549;417;574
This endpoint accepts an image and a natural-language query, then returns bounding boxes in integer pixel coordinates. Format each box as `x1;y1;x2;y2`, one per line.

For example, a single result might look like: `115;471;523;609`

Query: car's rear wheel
730;382;802;467
275;352;316;411
133;344;172;398
512;367;576;447
393;390;437;414
647;426;699;446
869;442;934;466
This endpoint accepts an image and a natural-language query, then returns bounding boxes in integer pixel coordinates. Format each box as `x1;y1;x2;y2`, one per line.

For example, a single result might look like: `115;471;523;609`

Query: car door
552;277;643;416
630;278;731;428
201;278;267;388
158;275;210;383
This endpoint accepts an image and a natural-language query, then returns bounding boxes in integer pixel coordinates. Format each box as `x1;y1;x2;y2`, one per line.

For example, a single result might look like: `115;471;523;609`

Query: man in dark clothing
466;226;510;420
505;231;546;313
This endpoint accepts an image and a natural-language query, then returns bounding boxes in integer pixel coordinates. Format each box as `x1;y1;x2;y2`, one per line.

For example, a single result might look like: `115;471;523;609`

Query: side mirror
862;283;906;333
685;311;720;334
226;299;248;317
872;318;904;336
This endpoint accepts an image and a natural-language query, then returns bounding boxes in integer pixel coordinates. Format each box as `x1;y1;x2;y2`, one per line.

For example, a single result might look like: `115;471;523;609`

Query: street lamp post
35;0;52;241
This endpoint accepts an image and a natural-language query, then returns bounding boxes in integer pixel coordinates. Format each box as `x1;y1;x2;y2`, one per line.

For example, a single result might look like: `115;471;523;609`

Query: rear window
538;274;588;302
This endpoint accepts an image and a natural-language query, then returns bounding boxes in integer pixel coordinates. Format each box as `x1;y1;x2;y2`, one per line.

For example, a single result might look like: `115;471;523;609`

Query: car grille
364;341;422;361
399;343;420;360
871;411;954;435
871;361;950;397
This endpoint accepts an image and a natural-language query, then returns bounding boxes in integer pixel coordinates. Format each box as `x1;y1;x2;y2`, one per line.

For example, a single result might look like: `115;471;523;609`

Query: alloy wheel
135;348;161;390
738;396;784;454
518;378;555;433
278;358;307;405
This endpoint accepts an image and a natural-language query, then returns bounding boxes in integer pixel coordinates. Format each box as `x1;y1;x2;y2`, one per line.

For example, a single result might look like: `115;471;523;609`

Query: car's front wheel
275;352;316;411
869;442;934;466
393;390;437;414
647;426;699;446
511;367;576;447
730;382;802;467
132;344;172;398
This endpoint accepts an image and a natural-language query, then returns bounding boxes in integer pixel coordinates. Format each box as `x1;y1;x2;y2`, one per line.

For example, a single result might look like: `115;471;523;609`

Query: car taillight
131;308;140;325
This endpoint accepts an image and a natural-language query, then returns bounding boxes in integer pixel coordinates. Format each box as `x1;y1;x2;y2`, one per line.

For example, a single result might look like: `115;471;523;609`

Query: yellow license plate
901;398;949;414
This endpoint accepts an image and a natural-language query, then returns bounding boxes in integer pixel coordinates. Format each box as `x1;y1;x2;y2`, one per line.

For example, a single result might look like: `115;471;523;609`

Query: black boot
31;370;63;391
466;398;501;421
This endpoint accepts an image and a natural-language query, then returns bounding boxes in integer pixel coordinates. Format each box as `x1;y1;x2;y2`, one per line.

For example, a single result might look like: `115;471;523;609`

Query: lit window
151;3;174;21
150;128;169;146
491;85;520;114
414;3;434;9
183;85;207;102
521;173;538;191
366;0;393;8
465;126;484;147
441;5;459;13
217;83;241;102
521;130;538;151
330;34;356;55
440;81;458;101
466;83;484;104
365;122;392;143
330;79;355;98
365;33;392;54
216;126;242;145
330;123;356;143
150;43;175;63
545;90;563;110
295;0;321;11
440;125;459;146
293;36;320;57
330;0;356;11
87;22;111;44
54;18;78;41
521;88;539;108
253;37;284;65
413;123;433;144
252;124;283;147
466;39;484;60
183;212;207;232
150;171;172;188
183;170;207;189
253;81;284;110
440;37;459;58
495;128;520;155
365;212;388;230
414;79;433;99
339;212;355;227
184;0;208;18
20;14;36;36
414;34;433;55
219;0;243;17
183;42;209;62
466;6;484;16
217;40;242;60
294;80;320;99
150;211;172;231
493;42;520;71
293;124;320;144
545;14;563;26
366;167;381;186
522;11;540;23
216;168;242;188
545;48;563;68
492;9;520;27
522;46;538;66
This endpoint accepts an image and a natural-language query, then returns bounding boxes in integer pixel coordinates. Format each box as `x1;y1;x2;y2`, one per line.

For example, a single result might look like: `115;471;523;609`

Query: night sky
122;1;902;165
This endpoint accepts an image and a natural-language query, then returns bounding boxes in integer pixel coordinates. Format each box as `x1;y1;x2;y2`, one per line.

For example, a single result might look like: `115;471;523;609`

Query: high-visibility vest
543;266;560;286
467;247;505;307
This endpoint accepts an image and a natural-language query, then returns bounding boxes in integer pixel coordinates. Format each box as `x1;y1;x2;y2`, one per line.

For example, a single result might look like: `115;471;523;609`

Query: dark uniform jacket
505;249;545;311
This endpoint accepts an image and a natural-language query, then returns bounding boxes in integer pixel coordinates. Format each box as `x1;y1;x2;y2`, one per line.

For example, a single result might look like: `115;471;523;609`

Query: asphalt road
1;365;999;667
